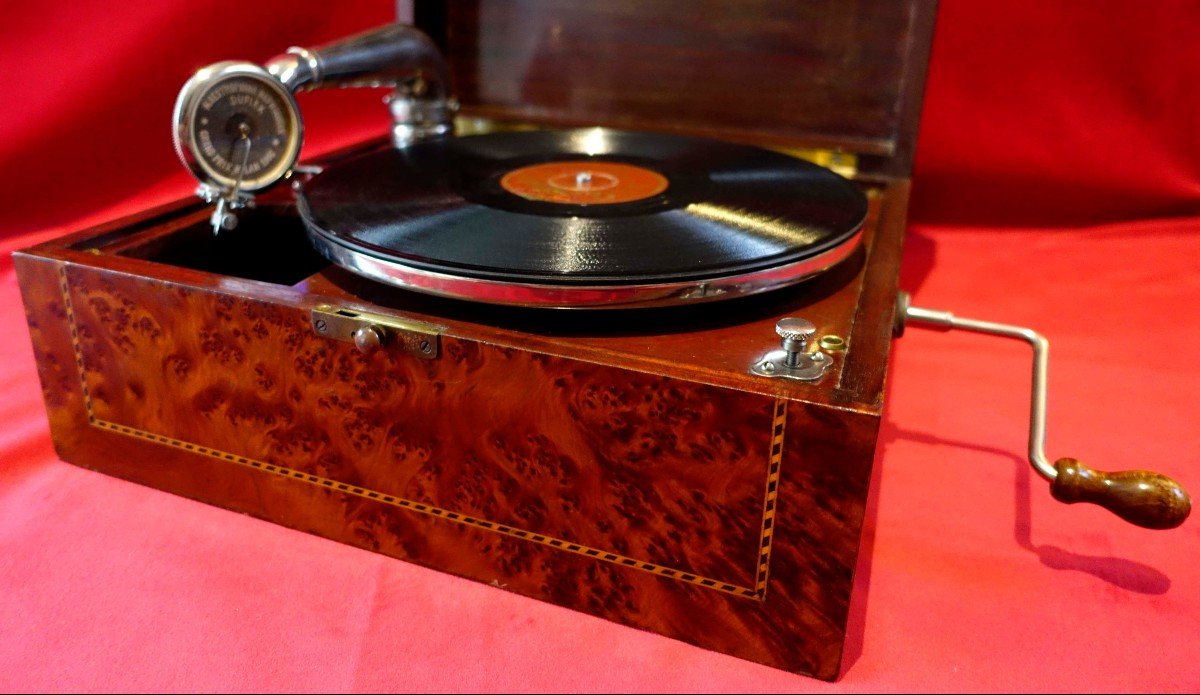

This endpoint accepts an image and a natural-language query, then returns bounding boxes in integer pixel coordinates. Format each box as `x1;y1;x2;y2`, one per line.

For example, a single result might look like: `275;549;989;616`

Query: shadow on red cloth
1011;458;1170;596
841;417;1173;675
888;425;1170;596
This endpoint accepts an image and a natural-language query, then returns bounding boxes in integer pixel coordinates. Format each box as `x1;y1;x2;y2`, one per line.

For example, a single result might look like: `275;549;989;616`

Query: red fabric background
2;1;1198;691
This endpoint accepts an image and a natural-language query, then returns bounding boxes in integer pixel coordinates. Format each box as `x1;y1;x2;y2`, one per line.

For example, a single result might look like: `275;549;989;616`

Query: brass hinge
310;304;441;359
778;147;858;179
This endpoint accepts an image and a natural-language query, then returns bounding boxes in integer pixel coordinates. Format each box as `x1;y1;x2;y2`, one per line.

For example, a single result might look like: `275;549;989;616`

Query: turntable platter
298;129;868;307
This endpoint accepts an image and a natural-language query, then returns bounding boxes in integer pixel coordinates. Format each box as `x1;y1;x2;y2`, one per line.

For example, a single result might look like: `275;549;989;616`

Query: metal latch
750;317;833;381
311;304;440;359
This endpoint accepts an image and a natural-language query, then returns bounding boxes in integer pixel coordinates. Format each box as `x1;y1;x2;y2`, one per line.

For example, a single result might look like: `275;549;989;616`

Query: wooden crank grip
1051;459;1191;530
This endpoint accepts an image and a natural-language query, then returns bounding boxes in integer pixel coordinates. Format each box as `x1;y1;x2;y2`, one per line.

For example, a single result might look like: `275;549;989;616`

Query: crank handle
894;291;1191;530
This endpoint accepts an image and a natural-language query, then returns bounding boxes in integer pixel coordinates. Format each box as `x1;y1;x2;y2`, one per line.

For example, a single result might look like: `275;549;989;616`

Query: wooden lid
414;0;938;177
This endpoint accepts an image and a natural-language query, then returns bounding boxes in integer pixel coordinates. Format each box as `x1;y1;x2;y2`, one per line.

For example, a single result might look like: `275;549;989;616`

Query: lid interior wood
413;0;938;177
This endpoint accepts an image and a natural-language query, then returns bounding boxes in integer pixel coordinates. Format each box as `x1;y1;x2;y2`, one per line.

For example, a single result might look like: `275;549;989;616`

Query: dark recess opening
120;206;330;286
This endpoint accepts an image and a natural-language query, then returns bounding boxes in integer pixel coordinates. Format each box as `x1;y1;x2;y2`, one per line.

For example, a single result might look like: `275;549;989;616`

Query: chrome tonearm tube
264;23;455;145
172;24;455;235
894;291;1191;530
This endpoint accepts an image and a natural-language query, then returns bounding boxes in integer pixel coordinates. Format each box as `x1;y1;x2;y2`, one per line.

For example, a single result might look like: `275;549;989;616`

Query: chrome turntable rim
306;224;863;309
296;128;869;308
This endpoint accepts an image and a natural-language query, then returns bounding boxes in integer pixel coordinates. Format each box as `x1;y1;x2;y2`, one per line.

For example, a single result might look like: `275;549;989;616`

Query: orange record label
500;160;669;205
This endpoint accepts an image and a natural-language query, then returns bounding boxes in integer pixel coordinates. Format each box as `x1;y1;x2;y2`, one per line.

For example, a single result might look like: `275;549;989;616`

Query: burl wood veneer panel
16;253;879;679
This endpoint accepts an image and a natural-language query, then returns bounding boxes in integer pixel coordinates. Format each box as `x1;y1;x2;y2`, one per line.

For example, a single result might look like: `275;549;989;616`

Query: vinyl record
297;128;868;306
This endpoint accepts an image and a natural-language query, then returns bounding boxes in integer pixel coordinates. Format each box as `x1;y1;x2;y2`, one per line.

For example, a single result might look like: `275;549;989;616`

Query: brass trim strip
58;265;785;601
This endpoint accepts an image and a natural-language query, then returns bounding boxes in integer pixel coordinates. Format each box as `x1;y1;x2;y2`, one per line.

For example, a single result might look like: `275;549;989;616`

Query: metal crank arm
893;291;1191;530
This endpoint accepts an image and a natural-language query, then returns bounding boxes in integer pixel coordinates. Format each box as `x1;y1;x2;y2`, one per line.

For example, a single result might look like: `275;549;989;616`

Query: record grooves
297;129;868;305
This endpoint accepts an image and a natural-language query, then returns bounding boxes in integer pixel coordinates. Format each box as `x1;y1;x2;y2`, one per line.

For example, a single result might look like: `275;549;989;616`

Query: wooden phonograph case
12;0;1189;681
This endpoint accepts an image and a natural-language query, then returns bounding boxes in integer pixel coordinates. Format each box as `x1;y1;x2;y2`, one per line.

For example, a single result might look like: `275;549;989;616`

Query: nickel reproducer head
173;61;303;234
171;23;455;236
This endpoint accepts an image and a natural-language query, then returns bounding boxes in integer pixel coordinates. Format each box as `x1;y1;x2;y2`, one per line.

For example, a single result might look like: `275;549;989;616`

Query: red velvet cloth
2;1;1198;691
